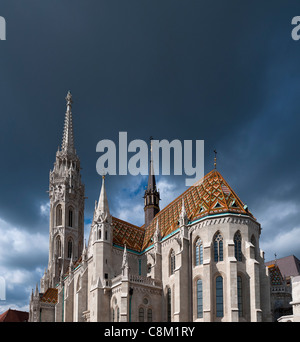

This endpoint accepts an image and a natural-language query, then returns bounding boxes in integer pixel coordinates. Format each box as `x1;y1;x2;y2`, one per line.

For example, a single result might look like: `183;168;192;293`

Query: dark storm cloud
0;0;300;311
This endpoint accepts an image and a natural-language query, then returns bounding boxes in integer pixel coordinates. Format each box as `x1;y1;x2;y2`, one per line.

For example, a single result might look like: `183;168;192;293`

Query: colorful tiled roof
41;288;58;304
265;255;300;278
112;216;145;252
267;264;284;286
112;169;254;252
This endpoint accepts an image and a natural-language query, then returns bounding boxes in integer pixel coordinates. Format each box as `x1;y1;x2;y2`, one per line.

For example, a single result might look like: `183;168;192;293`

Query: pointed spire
147;137;156;191
179;197;188;227
61;91;75;154
122;244;128;270
60;267;64;283
82;239;87;263
34;283;39;297
144;137;160;227
154;219;161;243
69;254;74;274
96;174;110;218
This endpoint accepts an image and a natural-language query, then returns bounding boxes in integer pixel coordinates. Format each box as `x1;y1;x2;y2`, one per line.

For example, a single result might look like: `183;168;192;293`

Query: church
29;92;272;322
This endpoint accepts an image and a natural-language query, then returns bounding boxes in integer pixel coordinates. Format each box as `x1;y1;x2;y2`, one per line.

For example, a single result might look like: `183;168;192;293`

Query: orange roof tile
41;288;58;304
111;169;254;252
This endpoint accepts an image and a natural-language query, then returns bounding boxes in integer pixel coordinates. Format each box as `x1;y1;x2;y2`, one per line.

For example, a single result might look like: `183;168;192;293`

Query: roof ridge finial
214;149;217;169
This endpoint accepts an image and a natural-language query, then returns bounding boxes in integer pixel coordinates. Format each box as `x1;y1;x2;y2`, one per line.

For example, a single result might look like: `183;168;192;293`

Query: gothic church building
29;92;272;322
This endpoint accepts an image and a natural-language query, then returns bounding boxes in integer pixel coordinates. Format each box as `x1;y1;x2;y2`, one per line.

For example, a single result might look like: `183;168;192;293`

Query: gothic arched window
147;308;153;322
138;307;144;322
214;232;223;262
170;249;176;275
67;239;73;259
234;231;242;261
68;208;73;227
195;238;203;266
216;276;224;317
197;279;203;318
56;205;62;226
56;235;62;258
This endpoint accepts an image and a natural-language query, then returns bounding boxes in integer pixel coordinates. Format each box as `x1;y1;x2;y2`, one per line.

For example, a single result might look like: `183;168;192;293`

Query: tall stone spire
61;91;75;154
144;138;160;227
94;175;110;222
47;91;85;287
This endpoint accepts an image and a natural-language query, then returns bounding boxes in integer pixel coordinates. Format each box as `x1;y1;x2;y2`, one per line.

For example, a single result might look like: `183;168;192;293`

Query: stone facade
29;92;272;322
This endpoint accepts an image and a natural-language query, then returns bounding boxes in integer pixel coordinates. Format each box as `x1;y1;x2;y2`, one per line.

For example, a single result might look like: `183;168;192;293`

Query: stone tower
144;139;160;227
47;91;85;288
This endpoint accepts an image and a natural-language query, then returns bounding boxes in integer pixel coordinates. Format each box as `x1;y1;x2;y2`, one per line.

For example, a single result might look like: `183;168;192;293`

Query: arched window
237;276;243;317
147;308;152;322
117;307;120;322
167;288;172;322
56;236;61;257
214;232;223;262
216;276;224;317
56;205;62;226
170;249;176;275
234;231;242;261
67;239;73;259
195;238;203;266
138;307;144;322
68;208;73;227
197;279;203;318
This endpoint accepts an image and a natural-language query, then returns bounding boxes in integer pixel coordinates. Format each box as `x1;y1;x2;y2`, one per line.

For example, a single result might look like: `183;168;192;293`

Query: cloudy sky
1;0;300;313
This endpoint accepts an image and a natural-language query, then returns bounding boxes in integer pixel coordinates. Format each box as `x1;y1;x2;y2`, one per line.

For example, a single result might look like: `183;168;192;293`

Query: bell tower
47;91;85;288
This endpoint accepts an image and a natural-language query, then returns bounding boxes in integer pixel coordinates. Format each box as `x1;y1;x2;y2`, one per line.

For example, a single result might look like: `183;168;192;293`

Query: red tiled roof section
142;169;253;250
112;216;145;252
111;169;253;253
0;309;29;322
41;288;58;304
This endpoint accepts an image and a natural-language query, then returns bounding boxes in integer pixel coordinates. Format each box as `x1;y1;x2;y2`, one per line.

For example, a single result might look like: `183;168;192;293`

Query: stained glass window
197;279;203;318
234;232;242;261
216;276;223;317
214;233;223;262
195;238;203;266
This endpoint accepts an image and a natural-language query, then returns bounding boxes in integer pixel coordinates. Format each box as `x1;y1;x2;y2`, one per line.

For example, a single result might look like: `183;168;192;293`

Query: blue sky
1;0;300;313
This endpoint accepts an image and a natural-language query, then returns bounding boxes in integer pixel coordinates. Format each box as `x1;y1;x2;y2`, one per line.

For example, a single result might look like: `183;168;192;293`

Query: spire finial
61;91;75;154
66;90;73;106
214;149;217;169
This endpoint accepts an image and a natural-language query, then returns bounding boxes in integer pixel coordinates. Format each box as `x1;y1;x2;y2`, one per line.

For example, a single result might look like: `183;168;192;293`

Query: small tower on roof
144;137;160;227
